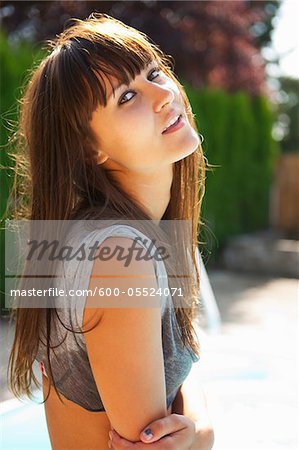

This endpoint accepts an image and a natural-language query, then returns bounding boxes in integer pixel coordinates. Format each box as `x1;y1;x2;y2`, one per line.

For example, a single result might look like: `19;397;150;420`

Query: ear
97;151;109;165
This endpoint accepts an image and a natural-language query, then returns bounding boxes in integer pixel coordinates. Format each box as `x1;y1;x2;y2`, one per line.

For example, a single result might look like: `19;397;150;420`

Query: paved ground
1;269;298;449
195;270;298;450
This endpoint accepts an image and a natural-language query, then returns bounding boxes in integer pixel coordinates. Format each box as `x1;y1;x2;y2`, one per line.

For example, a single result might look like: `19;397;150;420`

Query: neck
106;164;173;221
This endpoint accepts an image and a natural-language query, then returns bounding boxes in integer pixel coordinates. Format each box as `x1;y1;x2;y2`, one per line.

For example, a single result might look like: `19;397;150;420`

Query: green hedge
185;86;279;260
0;33;44;208
0;34;44;315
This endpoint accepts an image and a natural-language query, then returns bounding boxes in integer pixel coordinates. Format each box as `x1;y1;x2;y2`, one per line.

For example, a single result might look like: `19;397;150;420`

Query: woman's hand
108;413;196;449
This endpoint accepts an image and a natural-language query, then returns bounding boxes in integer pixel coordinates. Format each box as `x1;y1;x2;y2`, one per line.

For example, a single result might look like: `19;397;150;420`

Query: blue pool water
1;397;51;449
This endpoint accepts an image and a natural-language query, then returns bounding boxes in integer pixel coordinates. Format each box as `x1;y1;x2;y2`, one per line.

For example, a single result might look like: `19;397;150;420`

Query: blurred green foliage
0;32;44;217
0;33;44;314
185;85;279;261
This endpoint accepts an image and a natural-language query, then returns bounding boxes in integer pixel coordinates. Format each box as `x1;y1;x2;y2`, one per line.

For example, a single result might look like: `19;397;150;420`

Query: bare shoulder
83;235;158;326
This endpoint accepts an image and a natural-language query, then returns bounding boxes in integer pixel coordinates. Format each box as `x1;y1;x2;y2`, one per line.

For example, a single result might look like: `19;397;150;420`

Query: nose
151;83;175;113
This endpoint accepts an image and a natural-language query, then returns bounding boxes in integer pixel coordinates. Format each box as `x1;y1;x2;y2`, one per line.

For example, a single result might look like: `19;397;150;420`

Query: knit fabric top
36;223;200;411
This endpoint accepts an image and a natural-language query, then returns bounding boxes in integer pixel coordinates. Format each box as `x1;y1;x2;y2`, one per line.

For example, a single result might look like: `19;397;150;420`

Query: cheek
92;105;168;169
100;119;153;168
115;109;155;146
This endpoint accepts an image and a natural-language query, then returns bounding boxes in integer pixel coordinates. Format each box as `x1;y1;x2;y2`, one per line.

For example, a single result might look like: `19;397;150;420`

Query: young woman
8;13;214;450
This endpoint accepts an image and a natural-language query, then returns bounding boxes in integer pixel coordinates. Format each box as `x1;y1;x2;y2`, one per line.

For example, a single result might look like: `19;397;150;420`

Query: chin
175;132;201;162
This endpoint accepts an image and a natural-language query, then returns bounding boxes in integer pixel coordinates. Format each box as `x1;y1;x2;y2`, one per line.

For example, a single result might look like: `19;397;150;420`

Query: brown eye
119;90;136;105
148;67;160;81
118;67;161;105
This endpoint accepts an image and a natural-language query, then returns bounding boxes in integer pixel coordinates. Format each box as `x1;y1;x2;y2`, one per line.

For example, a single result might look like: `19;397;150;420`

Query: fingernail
109;431;113;440
142;428;154;440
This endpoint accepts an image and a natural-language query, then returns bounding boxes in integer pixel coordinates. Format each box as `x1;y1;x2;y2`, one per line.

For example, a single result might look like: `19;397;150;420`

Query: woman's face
90;60;200;173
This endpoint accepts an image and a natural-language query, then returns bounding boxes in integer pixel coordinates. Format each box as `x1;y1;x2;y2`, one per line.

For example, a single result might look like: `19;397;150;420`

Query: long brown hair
7;13;206;402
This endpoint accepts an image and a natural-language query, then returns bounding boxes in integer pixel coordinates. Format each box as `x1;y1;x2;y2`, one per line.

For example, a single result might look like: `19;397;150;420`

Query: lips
162;111;182;134
162;114;185;135
163;116;181;133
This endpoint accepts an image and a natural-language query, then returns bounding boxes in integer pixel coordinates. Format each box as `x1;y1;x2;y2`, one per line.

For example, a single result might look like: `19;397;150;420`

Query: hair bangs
87;42;158;108
56;29;159;111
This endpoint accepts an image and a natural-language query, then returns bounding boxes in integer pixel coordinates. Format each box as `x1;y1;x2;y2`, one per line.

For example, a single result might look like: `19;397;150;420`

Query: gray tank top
36;223;200;411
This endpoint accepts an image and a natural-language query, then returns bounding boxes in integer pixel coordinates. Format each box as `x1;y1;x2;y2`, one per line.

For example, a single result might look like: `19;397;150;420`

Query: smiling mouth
162;115;184;135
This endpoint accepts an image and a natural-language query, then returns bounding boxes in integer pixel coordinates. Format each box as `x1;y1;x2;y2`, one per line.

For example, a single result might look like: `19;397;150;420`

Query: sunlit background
0;1;298;449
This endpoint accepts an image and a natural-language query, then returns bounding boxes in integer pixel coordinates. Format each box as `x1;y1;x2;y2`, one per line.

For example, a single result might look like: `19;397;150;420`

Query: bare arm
83;237;168;443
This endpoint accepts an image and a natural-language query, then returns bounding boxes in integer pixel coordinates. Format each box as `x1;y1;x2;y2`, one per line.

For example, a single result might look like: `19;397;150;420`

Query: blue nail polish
143;428;153;440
